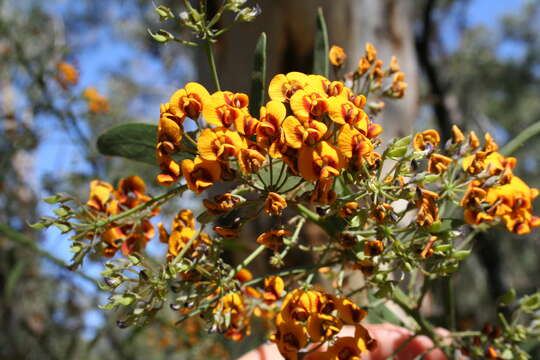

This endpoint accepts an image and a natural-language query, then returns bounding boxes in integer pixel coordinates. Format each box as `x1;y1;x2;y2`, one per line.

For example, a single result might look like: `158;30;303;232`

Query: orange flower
307;313;342;343
483;133;499;153
364;240;384;257
413;129;440;151
365;43;377;63
339;202;359;218
115;175;150;208
270;319;308;359
158;115;182;148
328;97;368;131
263;276;285;304
336;297;367;324
56;61;79;89
181;157;221;194
389;72;408;98
203;193;241;215
197;127;245;161
416;188;440;227
83;87;110;114
451;125;465;144
169;82;210;120
235;269;253;283
290;89;328;122
337;125;374;159
329;45;347;67
427;153;453;174
237;148;267;175
268;72;309;102
298;141;345;181
357;56;371;75
264;192;287;216
282;116;327;149
156;150;181;186
326;325;373;360
256;229;291;251
469;131;480;149
389;56;400;73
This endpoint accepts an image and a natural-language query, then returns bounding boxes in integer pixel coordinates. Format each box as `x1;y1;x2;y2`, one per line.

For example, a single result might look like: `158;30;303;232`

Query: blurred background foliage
0;0;539;358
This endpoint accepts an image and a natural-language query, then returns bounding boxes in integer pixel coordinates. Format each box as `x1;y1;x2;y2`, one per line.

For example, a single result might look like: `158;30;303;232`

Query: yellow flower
257;100;286;147
290;89;328;122
197;127;245;161
268;72;309;102
203;193;241;215
329;45;347;67
234;114;260;137
282;116;327;149
181;156;221;194
337;125;374;159
263;276;285;304
56;61;79;89
264;192;287;216
280;289;322;322
328;97;368;131
462;151;515;176
235;269;253;283
158;115;182;147
413;129;440;151
169;82;210;120
427;153;453;174
298;141;345;181
87;180;114;212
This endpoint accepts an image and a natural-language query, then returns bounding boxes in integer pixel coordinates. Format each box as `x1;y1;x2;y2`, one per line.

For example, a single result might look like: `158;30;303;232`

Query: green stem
204;39;221;91
95;185;187;229
501;120;540;156
0;224;99;287
228;244;266;280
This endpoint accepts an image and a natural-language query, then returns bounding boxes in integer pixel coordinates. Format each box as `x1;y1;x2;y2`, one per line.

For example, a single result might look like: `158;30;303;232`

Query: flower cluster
460;134;540;234
86;176;157;257
270;289;375;360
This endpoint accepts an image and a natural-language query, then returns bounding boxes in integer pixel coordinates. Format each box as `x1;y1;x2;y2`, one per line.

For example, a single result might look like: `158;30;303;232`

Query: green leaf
499;289;516;306
313;7;329;77
96;122;195;165
249;32;267;118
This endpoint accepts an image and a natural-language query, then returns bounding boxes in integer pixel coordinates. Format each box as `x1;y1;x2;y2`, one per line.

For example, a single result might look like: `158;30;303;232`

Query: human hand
238;324;448;360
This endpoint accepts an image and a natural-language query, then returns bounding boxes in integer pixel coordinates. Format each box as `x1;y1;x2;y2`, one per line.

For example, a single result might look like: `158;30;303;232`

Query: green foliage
249;32;267;118
97;122;195;165
313;7;329;77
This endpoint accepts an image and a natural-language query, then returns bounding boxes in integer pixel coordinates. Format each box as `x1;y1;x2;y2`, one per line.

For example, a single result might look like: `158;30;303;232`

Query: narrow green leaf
313;7;329;77
96;122;195;165
249;32;267;117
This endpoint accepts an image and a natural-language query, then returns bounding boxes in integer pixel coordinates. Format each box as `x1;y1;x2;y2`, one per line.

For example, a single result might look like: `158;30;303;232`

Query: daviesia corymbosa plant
34;1;540;359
